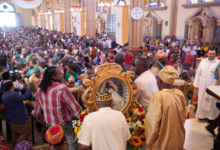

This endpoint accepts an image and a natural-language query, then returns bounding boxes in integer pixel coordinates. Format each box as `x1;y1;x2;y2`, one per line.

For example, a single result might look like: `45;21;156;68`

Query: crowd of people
0;26;218;150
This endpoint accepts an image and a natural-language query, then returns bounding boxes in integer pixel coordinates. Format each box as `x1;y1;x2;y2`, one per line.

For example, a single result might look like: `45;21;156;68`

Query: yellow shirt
204;45;209;52
145;89;186;150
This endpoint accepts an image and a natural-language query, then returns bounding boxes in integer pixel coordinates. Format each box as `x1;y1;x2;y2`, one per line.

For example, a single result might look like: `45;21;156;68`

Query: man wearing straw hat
79;92;131;150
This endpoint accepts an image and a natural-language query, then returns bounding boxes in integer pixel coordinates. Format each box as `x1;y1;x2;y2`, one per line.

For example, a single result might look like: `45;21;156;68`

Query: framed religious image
165;21;168;26
82;63;137;117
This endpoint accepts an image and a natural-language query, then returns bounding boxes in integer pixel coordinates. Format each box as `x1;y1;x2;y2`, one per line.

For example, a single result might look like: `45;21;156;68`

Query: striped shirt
32;82;82;126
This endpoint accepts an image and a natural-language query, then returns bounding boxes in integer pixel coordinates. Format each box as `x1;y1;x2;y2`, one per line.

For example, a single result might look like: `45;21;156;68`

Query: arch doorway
143;19;149;36
0;3;17;27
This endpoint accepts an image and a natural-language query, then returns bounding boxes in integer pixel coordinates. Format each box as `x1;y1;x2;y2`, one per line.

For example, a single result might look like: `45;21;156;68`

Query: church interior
0;0;220;150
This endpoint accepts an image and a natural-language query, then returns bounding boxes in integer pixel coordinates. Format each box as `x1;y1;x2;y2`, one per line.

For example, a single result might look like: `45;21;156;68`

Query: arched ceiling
11;0;42;9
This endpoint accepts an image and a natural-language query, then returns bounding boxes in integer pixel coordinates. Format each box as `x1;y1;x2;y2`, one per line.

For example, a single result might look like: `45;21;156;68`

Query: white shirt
115;48;122;53
106;39;112;48
78;107;131;150
134;70;159;106
191;48;197;56
0;80;23;91
182;46;190;52
164;49;170;56
194;46;200;50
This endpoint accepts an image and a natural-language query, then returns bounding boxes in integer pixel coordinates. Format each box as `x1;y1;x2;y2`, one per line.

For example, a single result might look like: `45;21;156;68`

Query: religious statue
197;22;204;39
99;79;125;111
72;16;76;29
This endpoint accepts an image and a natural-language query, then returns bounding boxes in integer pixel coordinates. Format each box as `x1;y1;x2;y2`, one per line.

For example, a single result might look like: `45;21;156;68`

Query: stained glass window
150;0;157;7
0;3;15;13
158;0;165;6
188;0;216;4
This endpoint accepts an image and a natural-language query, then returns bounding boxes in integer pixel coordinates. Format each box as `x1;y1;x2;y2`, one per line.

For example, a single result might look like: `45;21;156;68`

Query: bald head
114;52;125;65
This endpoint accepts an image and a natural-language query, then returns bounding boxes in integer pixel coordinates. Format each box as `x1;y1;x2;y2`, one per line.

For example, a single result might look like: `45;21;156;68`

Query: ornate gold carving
82;63;137;116
95;63;123;78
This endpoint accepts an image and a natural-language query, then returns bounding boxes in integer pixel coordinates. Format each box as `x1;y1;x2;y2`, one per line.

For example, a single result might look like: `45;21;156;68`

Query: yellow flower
143;119;145;122
131;136;143;147
74;127;78;134
134;109;138;114
81;110;86;115
126;117;131;122
139;135;146;144
141;125;145;129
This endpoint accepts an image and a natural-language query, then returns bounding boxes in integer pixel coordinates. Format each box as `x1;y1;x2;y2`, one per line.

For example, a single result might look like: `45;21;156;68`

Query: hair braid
39;66;57;93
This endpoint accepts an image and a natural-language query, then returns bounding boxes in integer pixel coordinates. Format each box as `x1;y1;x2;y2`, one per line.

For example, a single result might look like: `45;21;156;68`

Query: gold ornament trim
82;63;137;117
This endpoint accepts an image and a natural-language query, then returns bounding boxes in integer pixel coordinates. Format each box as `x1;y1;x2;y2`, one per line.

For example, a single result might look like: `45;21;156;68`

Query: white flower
131;122;135;127
136;121;142;127
72;120;77;128
134;126;138;130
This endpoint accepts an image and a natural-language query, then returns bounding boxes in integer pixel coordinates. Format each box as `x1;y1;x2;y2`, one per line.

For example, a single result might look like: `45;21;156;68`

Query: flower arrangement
127;103;148;150
0;104;6;120
73;110;88;139
23;100;35;114
186;82;194;99
193;96;198;113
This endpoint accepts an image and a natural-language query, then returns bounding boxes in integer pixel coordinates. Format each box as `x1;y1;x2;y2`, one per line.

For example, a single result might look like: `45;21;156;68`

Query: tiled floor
184;118;217;150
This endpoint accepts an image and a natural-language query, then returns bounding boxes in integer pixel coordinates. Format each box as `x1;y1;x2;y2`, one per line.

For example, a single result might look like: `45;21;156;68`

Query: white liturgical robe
194;58;219;120
78;107;131;150
135;70;159;106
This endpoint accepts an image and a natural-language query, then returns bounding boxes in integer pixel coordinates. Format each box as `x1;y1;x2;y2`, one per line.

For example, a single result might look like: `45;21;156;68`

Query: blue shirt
2;87;31;124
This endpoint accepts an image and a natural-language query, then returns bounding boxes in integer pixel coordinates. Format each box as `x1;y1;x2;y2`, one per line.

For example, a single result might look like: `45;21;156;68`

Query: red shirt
168;57;173;65
32;82;82;126
125;55;133;65
184;55;194;66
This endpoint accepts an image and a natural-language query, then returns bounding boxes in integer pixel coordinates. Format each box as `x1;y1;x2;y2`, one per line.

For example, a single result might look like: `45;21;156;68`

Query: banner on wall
76;11;85;37
32;16;37;26
115;6;129;46
56;13;61;32
45;14;49;29
37;15;43;28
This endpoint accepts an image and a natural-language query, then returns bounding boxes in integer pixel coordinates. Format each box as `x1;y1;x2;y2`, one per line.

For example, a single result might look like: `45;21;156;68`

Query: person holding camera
2;80;31;149
0;71;26;96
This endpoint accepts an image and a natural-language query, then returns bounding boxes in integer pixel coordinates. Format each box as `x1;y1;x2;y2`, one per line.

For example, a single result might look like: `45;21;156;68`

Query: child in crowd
168;53;174;65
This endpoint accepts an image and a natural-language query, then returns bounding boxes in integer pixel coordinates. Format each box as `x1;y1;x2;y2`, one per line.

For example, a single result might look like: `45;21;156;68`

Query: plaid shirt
32;82;82;126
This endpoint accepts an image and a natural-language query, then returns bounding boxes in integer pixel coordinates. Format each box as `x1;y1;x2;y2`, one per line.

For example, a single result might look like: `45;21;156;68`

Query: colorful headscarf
39;59;45;63
14;52;19;57
34;66;40;72
52;57;57;61
20;58;26;64
15;141;32;150
27;69;34;77
45;125;64;145
155;51;167;60
31;56;37;60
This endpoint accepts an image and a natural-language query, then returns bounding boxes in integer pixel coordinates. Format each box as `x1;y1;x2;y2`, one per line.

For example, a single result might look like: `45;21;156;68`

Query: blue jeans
184;65;191;71
47;121;78;150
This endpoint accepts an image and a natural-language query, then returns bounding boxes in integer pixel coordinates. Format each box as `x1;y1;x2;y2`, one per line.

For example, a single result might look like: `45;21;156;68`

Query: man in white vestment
134;58;159;106
78;92;131;150
194;48;219;120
